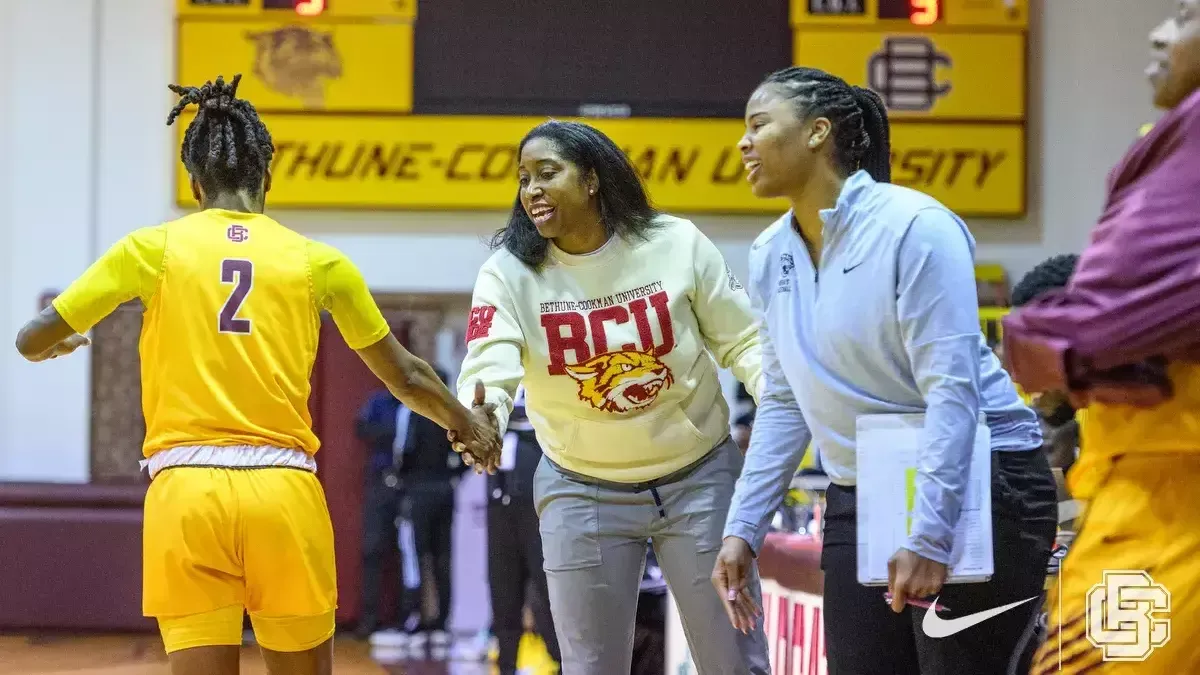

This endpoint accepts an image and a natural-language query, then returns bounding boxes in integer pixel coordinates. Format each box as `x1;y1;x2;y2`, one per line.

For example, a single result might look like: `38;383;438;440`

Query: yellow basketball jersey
53;208;389;457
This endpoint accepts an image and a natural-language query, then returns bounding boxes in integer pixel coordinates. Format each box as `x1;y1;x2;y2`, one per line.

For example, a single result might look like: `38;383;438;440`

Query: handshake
445;380;504;474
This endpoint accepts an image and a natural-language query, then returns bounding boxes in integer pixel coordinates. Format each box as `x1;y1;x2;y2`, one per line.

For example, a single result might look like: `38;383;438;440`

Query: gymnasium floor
0;634;496;675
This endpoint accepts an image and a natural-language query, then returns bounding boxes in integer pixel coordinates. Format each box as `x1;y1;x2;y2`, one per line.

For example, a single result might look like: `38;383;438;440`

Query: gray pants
533;437;770;675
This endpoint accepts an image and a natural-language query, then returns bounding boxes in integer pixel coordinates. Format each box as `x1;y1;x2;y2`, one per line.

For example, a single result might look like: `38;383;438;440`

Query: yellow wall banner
173;114;790;213
177;20;414;113
891;123;1023;216
173;113;1022;216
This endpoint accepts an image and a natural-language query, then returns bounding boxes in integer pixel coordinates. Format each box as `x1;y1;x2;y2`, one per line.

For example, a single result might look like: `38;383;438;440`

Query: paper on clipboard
854;413;994;586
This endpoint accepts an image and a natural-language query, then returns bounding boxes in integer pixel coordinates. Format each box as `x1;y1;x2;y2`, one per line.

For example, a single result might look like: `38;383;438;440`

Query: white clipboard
854;413;994;586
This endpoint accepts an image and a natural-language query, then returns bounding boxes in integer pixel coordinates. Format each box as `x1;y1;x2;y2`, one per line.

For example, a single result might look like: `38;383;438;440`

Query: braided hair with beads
760;66;892;183
166;74;275;199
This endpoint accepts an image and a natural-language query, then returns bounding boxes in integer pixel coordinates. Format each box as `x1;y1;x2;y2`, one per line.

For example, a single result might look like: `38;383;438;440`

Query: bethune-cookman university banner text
174;0;1027;217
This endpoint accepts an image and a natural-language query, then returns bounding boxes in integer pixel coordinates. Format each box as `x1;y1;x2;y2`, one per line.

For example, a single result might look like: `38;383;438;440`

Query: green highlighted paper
905;468;917;536
855;413;994;586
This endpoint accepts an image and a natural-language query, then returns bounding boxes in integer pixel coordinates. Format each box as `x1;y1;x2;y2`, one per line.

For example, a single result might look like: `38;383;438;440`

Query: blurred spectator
355;366;467;658
1009;254;1079;308
487;386;561;675
731;382;824;540
1010;254;1081;475
632;547;668;675
394;365;470;655
354;386;415;639
732;381;823;475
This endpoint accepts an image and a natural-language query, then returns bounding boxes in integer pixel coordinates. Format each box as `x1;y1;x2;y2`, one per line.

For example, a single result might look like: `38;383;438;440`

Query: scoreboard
177;0;415;113
179;0;412;17
173;0;1026;217
795;0;1025;27
792;0;1028;216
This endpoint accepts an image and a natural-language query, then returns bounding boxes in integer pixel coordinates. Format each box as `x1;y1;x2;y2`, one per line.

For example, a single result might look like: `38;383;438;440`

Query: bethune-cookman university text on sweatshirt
456;215;763;484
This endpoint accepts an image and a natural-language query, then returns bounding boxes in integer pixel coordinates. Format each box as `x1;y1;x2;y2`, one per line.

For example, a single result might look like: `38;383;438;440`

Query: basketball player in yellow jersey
14;74;501;675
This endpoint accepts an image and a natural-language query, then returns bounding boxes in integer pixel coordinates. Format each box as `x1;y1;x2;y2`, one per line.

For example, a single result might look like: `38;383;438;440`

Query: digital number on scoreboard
805;0;944;24
797;0;1026;27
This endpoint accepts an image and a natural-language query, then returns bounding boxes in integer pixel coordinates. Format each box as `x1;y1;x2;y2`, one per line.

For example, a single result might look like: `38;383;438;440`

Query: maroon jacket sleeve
1003;94;1200;392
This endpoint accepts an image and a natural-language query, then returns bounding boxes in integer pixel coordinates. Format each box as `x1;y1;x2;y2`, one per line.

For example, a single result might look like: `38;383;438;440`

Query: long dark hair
489;120;660;269
760;67;891;182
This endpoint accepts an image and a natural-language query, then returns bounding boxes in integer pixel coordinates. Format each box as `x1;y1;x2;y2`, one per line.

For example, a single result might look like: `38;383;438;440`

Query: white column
0;0;98;482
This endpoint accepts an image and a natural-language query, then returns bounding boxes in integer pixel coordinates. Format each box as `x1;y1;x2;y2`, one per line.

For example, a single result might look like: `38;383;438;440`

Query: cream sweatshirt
456;214;763;483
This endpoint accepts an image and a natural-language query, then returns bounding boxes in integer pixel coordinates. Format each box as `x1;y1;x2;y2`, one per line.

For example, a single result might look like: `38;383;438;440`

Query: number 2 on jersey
219;259;253;335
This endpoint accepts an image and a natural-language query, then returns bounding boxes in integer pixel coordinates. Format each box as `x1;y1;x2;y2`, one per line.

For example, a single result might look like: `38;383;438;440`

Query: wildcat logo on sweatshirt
564;349;674;413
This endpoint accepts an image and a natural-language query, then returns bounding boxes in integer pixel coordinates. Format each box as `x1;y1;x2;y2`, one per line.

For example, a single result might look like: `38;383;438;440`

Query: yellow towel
488;632;558;674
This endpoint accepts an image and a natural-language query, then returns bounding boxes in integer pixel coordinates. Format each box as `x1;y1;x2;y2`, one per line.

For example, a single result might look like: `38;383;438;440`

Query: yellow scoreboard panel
793;0;1028;217
177;21;413;113
174;0;1026;217
176;0;414;113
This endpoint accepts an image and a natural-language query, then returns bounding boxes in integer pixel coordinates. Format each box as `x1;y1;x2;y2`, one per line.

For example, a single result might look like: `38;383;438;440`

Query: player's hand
30;334;90;362
448;381;501;475
887;548;947;613
711;536;761;633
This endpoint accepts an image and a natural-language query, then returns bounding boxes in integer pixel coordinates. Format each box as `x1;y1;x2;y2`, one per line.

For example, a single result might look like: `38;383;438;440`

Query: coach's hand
712;536;762;634
448;380;501;475
888;548;947;613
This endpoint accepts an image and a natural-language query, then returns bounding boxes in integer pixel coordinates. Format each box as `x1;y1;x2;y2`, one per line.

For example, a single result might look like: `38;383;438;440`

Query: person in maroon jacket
1004;3;1200;672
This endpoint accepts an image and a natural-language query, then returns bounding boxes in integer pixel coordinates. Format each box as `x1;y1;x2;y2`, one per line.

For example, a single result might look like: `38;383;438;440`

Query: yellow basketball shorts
1032;453;1200;674
143;466;337;654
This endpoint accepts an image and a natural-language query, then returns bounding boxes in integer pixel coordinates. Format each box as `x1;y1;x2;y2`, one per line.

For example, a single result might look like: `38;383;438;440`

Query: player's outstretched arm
355;334;502;473
15;306;90;362
313;240;502;470
356;333;468;432
16;230;157;363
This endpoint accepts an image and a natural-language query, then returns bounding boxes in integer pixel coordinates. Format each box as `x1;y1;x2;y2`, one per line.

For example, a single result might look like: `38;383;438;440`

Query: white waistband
140;445;317;480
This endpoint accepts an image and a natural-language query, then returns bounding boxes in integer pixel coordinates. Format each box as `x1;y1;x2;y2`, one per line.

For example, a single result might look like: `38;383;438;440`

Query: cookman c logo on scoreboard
867;36;952;113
